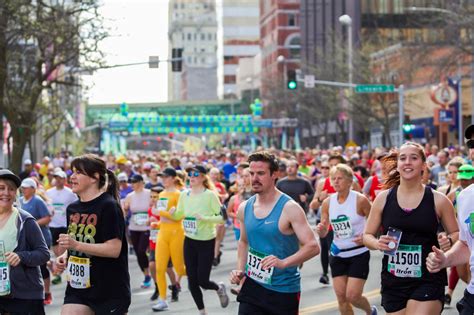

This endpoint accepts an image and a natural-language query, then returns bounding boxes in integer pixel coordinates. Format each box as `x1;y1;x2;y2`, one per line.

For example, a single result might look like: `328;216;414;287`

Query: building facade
216;0;260;99
168;0;218;100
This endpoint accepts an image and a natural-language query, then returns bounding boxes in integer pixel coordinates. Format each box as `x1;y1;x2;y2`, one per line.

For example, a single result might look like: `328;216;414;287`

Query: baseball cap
24;159;32;165
130;174;144;183
117;173;128;182
158;167;177;177
143;162;153;170
21;178;37;189
457;164;474;180
53;170;67;178
116;156;127;164
190;165;208;174
0;170;21;188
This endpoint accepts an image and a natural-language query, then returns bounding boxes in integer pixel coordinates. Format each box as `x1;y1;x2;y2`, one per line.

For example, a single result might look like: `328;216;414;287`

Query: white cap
117;173;128;182
53;170;67;178
24;159;32;165
21;178;37;189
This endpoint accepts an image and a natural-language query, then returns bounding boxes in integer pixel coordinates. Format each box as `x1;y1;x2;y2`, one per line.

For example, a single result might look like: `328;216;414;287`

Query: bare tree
0;0;107;173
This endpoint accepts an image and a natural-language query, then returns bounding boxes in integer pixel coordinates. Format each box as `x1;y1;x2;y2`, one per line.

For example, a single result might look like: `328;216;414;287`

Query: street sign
355;84;395;93
148;56;159;68
304;75;315;88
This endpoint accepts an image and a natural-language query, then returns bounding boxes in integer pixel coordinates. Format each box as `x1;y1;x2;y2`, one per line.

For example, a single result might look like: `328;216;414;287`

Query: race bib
133;212;148;226
53;203;66;217
331;215;353;240
245;247;274;285
387;244;422;278
156;198;169;211
438;171;447;187
0;262;10;296
183;217;197;235
150;228;159;243
67;256;91;289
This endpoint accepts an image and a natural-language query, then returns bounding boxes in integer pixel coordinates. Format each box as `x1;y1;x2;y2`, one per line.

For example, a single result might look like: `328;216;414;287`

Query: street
46;227;463;314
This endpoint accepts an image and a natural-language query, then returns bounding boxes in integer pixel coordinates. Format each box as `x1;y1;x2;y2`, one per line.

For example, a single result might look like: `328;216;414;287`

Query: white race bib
245;247;274;285
133;213;148;226
331;215;353;240
150;228;159;243
387;244;422;278
52;203;66;217
0;262;10;296
156;198;168;211
67;256;91;289
183;217;198;235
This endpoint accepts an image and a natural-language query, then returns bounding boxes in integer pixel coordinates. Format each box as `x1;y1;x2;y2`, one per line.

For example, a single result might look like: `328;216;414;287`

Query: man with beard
230;151;319;314
276;159;314;214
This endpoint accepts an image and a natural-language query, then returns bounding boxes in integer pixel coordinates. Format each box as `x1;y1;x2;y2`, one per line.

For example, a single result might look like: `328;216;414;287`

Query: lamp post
277;55;287;90
339;14;354;142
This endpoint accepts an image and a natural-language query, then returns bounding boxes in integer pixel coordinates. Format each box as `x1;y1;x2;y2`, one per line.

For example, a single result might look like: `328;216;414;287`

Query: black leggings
317;220;333;275
129;230;149;271
40;263;50;280
184;237;219;310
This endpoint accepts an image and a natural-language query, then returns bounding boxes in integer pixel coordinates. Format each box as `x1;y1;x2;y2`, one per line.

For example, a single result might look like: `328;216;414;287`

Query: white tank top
329;190;368;258
128;189;151;231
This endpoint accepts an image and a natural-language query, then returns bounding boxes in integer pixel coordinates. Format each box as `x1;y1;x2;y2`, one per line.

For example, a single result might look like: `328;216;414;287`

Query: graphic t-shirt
65;193;131;301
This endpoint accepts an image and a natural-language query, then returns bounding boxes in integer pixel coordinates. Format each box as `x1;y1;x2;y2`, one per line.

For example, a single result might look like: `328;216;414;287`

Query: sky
83;0;169;105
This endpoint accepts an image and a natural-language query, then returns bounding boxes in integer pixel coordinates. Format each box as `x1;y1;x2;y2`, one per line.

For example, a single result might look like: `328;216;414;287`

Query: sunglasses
188;171;200;177
321;167;330;170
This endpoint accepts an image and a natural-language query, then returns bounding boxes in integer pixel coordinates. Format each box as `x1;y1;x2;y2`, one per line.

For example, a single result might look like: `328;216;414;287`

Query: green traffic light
288;81;297;90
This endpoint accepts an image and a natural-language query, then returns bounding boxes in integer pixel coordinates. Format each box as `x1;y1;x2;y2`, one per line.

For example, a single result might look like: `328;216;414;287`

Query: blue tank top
244;193;300;293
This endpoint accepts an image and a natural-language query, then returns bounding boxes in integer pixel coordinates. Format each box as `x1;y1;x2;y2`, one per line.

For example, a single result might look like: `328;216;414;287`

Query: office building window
187;33;192;40
208;33;212;40
288;13;296;26
201;33;205;40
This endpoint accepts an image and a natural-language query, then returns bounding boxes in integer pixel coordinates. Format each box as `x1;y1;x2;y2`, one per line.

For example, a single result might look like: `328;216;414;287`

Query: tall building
168;0;218;101
259;0;301;99
216;0;260;99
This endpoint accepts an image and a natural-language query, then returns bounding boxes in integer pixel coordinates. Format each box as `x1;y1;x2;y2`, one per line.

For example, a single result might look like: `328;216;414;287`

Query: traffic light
171;48;183;72
403;124;415;140
287;70;297;90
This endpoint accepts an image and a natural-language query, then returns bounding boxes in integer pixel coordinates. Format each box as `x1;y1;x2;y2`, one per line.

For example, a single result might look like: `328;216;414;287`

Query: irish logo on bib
387;244;422;278
67;256;91;289
331;215;353;240
245;247;274;285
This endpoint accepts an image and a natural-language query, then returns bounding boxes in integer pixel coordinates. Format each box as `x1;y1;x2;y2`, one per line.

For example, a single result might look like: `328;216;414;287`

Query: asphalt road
46;228;464;314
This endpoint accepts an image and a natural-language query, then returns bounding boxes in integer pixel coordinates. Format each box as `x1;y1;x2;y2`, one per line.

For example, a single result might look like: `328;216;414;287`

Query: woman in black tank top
363;142;459;314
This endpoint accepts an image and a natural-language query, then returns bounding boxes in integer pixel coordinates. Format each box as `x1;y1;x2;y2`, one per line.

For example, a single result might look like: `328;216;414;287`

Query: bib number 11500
387;244;422;278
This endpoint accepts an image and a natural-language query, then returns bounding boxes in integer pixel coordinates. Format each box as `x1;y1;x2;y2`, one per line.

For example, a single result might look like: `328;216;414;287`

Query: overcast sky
83;0;169;105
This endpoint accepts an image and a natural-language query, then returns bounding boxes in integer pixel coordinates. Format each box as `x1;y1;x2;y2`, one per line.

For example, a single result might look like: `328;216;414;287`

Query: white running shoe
217;282;229;308
152;299;169;312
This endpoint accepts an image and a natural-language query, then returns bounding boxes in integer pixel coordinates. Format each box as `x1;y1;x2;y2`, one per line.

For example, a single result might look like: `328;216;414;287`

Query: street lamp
277;55;287;89
339;14;354;142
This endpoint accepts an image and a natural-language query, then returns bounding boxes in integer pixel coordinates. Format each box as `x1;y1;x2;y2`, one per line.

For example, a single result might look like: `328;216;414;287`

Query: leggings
40;263;50;280
129;230;150;271
184;237;219;310
317;220;333;275
449;266;459;291
156;224;186;300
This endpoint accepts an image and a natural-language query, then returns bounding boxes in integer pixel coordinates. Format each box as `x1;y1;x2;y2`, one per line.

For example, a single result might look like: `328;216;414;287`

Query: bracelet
448;235;453;247
317;197;322;203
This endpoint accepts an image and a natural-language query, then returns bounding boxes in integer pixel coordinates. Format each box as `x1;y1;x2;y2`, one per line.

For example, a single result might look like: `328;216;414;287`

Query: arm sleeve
102;200;125;242
16;219;50;267
200;192;224;223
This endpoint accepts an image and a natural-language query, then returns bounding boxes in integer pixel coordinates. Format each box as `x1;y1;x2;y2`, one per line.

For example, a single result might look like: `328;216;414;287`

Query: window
187;33;191;40
201;57;206;64
182;33;185;40
208;33;212;40
201;33;205;40
288;35;301;59
194;33;197;40
187;56;192;63
201;48;206;52
174;3;178;9
288;13;296;26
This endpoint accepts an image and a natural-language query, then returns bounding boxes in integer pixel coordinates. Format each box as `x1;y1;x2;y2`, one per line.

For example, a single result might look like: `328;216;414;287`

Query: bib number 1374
245;247;273;285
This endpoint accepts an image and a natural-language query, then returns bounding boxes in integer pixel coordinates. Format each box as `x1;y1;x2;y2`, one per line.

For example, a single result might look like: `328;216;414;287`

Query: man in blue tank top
229;151;320;314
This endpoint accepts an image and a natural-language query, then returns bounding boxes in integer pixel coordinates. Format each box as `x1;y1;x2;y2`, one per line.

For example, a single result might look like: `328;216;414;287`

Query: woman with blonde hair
174;165;228;315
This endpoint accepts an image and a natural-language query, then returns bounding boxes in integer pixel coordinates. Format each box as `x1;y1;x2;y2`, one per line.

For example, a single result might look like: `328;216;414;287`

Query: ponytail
106;169;120;203
381;151;400;190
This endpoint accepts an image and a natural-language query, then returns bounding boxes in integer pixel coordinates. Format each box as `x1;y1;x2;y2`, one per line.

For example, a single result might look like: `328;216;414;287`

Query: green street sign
355;84;395;93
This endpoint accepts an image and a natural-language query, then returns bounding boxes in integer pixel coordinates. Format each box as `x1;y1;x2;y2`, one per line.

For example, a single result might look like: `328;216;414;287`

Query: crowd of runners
2;124;474;314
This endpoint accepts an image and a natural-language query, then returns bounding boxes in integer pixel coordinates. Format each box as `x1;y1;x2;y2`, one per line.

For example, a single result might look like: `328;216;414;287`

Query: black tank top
381;186;447;287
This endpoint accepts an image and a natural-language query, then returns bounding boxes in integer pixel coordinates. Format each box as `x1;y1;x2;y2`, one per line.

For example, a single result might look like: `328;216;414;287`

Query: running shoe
141;275;152;289
445;293;452;306
152;299;169;312
168;283;181;292
217;282;229;308
171;284;179;302
212;251;222;267
51;275;62;285
371;305;378;315
319;274;330;285
44;292;52;305
150;287;159;301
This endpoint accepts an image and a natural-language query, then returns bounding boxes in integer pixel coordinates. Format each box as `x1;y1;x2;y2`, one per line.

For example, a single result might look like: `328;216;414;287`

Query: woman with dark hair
55;154;131;314
0;170;50;314
363;142;459;314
